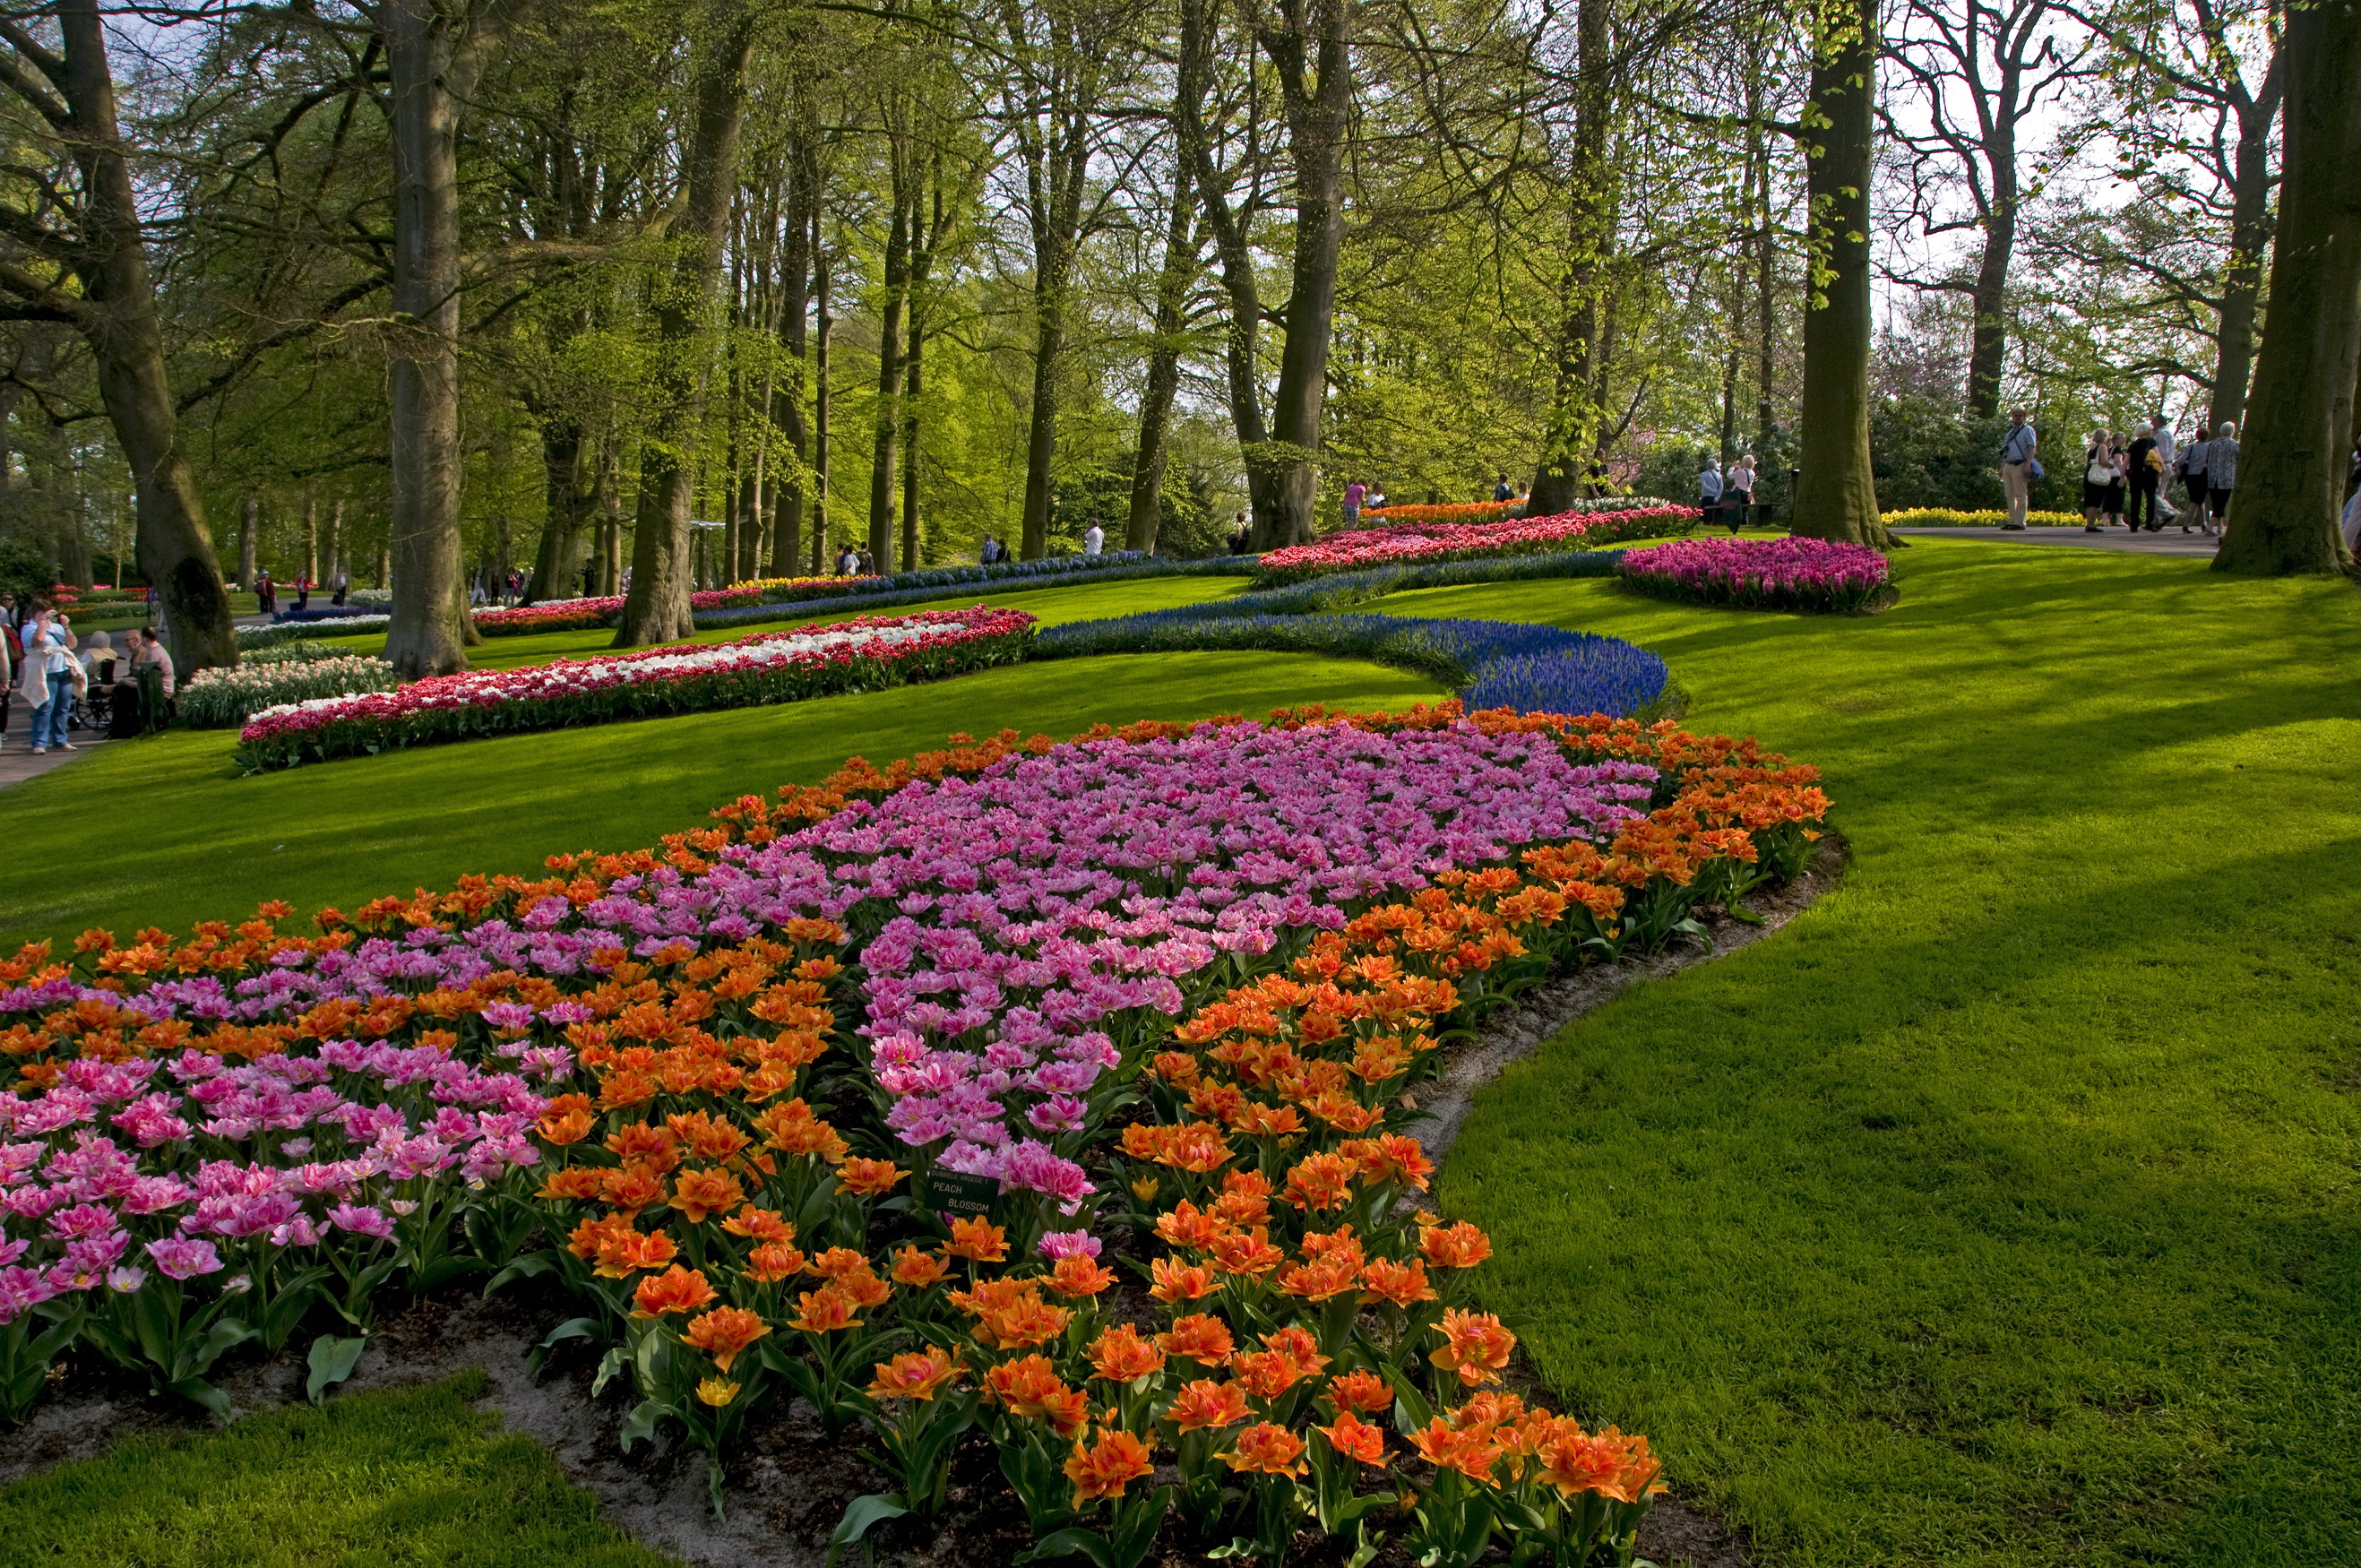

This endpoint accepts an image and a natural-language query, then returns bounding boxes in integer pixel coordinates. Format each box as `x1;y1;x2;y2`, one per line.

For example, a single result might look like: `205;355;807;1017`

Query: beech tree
2213;0;2359;576
1791;0;1890;546
0;3;237;673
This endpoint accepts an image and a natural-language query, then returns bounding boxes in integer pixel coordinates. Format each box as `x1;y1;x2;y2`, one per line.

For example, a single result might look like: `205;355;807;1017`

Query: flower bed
1037;594;1673;720
474;580;875;637
234;607;1034;771
239;641;358;668
1616;536;1893;614
1358;499;1522;526
179;655;401;730
0;704;1827;1561
1255;504;1696;586
238;616;389;650
1883;508;2084;528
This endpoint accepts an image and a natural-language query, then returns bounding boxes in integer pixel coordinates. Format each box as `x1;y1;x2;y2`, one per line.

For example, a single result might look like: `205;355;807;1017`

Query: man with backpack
2000;409;2038;530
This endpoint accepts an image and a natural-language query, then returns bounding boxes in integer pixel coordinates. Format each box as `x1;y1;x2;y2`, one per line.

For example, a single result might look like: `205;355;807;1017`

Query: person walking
2178;425;2211;535
1725;455;1756;533
1341;478;1366;529
0;608;13;752
21;604;75;755
254;570;275;614
1492;472;1513;503
2125;421;2163;532
1228;513;1251;555
2204;421;2238;531
1697;457;1726;531
2081;431;2115;533
1083;521;1105;556
2000;409;2038;530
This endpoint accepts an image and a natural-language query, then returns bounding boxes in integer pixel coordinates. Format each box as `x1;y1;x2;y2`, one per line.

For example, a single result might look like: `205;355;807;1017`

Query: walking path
1891;524;2220;558
0;692;118;790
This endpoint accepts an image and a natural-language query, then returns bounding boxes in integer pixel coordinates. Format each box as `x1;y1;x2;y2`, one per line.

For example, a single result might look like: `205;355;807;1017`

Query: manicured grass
0;1373;668;1568
300;573;1250;671
0;650;1439;951
1408;543;2361;1567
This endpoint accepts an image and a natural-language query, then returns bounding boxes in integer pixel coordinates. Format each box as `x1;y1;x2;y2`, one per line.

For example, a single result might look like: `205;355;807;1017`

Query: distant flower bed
1255;504;1695;586
1358;499;1522;526
237;616;389;650
180;655;401;729
239;641;356;668
474;579;878;637
234;607;1035;771
1883;508;2083;528
1617;537;1892;614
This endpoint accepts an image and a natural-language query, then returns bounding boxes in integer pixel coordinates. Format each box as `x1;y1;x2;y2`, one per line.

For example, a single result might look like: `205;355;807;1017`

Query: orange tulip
1418;1219;1494;1270
668;1167;745;1225
944;1215;1008;1262
1150;1256;1221;1304
1429;1307;1517;1385
1047;1253;1117;1297
787;1284;862;1333
1219;1421;1309;1477
1359;1256;1436;1308
1064;1426;1155;1504
1085;1323;1166;1383
745;1241;807;1283
867;1347;965;1402
1165;1377;1252;1433
1326;1368;1392;1416
835;1158;906;1196
632;1264;718;1318
1156;1313;1236;1368
1317;1408;1387;1467
889;1245;951;1288
681;1305;771;1373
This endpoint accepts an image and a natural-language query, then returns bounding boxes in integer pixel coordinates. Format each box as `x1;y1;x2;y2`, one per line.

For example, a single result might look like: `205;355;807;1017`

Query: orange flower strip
1536;1425;1666;1503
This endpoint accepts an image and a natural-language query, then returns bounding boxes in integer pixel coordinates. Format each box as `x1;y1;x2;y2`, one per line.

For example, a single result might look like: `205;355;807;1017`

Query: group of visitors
0;596;176;756
1340;478;1392;526
1697;456;1759;533
836;544;877;575
2001;407;2248;536
2075;414;2236;536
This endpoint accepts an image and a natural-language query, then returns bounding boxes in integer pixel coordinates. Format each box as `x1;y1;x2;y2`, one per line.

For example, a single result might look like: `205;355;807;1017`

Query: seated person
128;627;177;730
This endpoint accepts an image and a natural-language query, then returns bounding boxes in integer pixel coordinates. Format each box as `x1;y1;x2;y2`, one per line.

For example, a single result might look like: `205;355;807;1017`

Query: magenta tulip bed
1254;504;1698;586
1614;537;1893;614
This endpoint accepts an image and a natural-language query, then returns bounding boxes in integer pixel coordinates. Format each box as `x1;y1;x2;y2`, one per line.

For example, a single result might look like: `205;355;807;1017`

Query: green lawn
297;573;1248;671
0;1374;666;1568
6;540;2357;1568
0;648;1437;950
1414;543;2361;1566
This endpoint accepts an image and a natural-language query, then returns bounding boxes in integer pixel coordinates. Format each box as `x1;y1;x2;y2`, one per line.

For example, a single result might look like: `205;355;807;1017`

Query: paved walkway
0;691;119;790
1892;524;2220;558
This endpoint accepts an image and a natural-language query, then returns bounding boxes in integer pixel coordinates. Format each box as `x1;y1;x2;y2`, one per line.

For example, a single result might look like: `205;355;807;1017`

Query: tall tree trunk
527;418;589;603
56;0;237;672
326;499;345;586
1528;0;1613;515
2215;0;2361;576
868;178;909;565
1963;201;2015;419
302;495;319;583
614;7;760;644
2210;48;2287;432
1751;75;1778;459
1253;0;1350;550
1018;293;1064;559
381;0;479;675
1128;160;1197;553
1178;0;1280;536
812;229;832;573
237;494;257;589
901;299;925;571
1791;0;1890;547
771;151;814;578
